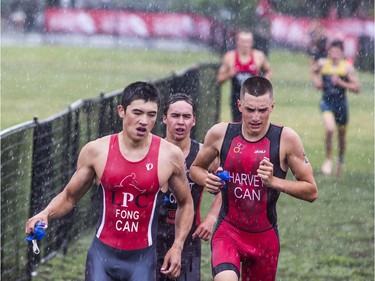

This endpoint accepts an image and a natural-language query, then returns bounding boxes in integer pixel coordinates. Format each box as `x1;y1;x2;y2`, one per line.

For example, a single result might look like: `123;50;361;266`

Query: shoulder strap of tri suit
266;124;287;178
220;123;241;166
185;139;200;168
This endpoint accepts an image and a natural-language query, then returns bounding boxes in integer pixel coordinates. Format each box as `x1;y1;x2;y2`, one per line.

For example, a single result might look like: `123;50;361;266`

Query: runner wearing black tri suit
156;139;203;281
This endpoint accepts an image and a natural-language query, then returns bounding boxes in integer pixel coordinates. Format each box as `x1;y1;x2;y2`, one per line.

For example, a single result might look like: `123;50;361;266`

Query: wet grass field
1;45;218;130
2;46;373;280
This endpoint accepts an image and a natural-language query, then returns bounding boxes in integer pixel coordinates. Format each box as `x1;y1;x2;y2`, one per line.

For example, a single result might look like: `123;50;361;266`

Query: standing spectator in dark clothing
307;21;328;65
254;0;273;57
24;0;39;31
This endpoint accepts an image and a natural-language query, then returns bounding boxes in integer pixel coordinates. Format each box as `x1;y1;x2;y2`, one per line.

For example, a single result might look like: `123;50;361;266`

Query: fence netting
0;63;220;281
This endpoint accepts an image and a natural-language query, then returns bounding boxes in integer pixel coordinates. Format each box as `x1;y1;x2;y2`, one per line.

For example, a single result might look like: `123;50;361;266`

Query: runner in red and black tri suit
85;133;163;280
25;82;194;281
216;31;271;122
190;77;318;281
211;123;284;280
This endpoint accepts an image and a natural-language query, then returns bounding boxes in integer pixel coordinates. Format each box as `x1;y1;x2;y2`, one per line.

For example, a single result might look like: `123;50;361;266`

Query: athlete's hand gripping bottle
216;169;230;189
25;221;47;254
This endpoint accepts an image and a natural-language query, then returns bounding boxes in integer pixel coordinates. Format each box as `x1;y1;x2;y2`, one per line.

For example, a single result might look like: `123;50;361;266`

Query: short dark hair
121;81;160;110
240;76;273;99
329;40;344;51
163;93;196;116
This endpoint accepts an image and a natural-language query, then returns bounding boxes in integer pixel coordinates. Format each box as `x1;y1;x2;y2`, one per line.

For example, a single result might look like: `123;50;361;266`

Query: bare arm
191;155;221;241
190;123;227;193
332;64;361;93
216;52;235;84
169;158;194;251
161;145;194;278
189;125;225;240
259;51;272;80
257;127;318;202
311;59;323;89
192;192;222;241
25;142;97;234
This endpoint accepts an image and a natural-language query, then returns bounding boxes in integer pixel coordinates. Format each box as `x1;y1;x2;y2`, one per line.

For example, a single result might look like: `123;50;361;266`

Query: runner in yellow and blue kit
312;40;360;177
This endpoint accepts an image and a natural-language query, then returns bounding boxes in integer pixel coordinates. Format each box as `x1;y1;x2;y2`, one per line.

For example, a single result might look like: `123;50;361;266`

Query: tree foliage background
182;0;374;28
2;0;374;30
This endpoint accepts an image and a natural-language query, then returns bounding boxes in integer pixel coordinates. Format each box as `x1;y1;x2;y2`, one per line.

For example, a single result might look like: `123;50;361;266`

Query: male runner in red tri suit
216;30;271;122
190;76;318;281
25;81;194;281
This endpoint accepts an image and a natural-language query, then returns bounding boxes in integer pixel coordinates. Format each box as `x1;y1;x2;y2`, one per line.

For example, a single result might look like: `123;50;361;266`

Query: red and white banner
45;8;213;42
44;8;374;58
270;13;374;58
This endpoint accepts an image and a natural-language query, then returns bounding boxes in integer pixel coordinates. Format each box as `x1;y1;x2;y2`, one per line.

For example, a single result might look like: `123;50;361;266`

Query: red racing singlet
231;51;260;119
234;50;259;76
219;123;287;232
96;134;161;250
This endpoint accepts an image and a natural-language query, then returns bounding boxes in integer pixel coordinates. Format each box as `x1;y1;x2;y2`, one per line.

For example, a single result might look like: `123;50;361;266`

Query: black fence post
27;121;52;276
356;35;374;72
